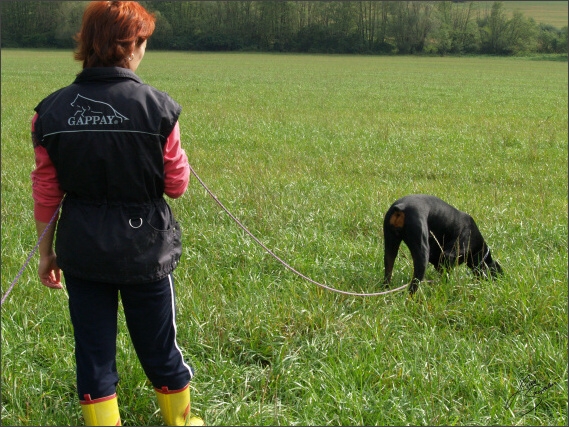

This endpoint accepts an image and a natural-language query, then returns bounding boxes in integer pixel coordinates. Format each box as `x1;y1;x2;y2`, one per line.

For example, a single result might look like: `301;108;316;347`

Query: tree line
1;1;567;55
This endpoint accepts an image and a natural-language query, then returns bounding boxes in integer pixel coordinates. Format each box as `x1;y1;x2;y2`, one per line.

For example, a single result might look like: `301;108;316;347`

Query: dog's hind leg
383;231;402;285
408;248;429;293
405;221;430;294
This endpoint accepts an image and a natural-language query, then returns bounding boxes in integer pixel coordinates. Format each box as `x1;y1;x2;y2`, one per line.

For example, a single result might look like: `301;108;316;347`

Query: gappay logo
68;94;129;126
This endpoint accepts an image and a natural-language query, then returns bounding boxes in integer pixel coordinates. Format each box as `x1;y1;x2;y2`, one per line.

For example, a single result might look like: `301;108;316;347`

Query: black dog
383;194;502;293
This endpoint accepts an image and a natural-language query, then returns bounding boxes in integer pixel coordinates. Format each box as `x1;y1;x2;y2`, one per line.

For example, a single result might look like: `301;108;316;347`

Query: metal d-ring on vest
129;218;143;229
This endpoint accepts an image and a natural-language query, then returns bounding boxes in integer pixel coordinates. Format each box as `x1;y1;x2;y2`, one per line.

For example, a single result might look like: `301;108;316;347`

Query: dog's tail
384;204;406;230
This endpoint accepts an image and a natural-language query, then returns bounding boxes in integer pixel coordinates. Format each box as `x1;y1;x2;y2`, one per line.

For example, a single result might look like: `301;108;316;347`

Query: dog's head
473;247;503;279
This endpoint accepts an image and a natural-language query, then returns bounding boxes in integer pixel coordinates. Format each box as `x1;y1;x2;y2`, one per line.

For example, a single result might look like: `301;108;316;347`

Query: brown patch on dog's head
389;211;405;229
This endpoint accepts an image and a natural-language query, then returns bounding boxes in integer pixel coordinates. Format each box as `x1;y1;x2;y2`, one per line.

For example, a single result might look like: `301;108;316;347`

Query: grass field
1;50;567;426
499;1;568;28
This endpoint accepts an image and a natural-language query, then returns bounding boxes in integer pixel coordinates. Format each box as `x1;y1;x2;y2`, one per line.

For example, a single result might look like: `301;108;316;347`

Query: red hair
74;1;155;69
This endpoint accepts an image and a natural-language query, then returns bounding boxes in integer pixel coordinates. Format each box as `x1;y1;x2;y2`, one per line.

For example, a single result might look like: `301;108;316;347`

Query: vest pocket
56;198;182;283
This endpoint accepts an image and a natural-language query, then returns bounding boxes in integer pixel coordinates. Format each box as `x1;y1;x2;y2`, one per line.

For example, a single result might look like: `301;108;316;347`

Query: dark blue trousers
65;274;193;400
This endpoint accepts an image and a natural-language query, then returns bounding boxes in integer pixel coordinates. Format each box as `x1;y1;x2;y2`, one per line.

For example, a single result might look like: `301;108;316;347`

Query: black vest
34;67;184;283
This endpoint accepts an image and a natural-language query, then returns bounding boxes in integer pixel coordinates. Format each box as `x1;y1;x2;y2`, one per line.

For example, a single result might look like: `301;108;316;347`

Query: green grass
1;50;567;426
499;1;568;28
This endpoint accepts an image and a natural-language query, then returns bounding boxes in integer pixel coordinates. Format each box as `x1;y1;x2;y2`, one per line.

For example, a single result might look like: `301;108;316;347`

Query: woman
31;2;203;425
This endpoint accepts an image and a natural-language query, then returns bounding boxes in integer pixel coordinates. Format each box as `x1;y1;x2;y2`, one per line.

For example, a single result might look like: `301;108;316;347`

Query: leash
476;245;491;271
1;200;63;306
3;169;408;305
189;165;408;297
479;246;490;267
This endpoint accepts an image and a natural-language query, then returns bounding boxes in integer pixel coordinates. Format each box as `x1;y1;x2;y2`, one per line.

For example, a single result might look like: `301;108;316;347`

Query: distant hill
488;1;568;28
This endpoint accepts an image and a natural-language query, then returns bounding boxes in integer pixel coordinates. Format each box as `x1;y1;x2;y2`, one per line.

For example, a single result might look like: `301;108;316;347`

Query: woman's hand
38;253;62;289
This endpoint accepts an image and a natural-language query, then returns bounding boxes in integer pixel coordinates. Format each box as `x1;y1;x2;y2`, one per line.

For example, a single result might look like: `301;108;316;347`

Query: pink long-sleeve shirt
31;113;190;222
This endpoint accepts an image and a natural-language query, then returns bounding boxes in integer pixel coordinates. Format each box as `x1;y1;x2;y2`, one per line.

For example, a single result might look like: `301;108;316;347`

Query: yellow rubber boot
80;393;121;426
155;385;204;426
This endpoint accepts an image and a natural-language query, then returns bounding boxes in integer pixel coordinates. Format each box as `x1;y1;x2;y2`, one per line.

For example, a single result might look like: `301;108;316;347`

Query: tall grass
2;50;567;426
